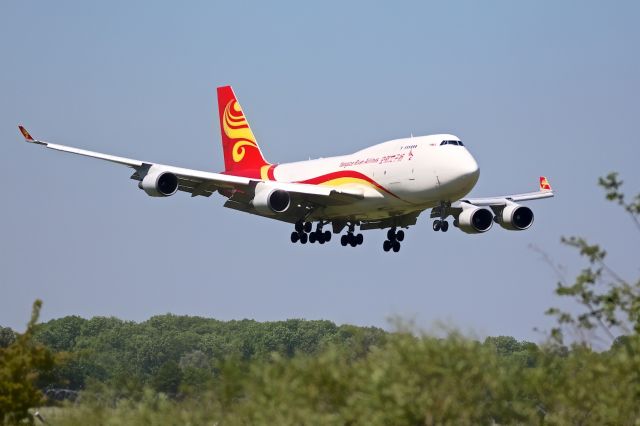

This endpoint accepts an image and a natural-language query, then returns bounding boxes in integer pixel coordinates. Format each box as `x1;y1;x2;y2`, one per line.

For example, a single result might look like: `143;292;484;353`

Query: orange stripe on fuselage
297;170;400;199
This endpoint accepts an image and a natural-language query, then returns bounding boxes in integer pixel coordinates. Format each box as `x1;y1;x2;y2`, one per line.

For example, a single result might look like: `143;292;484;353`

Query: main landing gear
340;223;363;247
291;220;332;244
432;219;449;232
383;227;404;253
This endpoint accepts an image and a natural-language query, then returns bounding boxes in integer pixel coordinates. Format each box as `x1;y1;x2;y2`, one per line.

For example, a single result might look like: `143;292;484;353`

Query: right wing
19;126;362;213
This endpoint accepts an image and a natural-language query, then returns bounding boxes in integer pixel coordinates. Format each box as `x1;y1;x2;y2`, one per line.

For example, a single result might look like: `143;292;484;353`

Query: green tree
151;361;182;395
546;172;640;344
0;327;15;349
0;300;56;425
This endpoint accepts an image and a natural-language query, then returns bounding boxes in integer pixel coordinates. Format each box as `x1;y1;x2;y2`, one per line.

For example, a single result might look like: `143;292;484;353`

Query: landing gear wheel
383;240;391;252
291;232;299;243
433;220;441;232
324;230;332;242
299;233;308;244
392;240;401;252
309;232;317;243
441;221;449;232
396;230;405;241
349;233;357;247
303;222;312;233
453;219;459;227
356;233;364;245
295;221;303;233
387;228;396;241
340;235;348;246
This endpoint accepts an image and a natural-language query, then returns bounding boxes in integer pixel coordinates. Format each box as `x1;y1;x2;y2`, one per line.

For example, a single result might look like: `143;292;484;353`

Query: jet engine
457;204;493;234
252;183;291;215
498;203;534;231
139;168;179;197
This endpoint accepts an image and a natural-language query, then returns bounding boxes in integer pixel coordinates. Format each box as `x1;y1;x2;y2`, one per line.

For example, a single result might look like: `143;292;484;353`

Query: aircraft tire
291;232;299;243
392;241;401;252
300;233;308;244
433;220;441;232
441;221;449;232
324;230;331;241
295;221;303;233
304;222;312;233
383;240;391;252
309;232;317;243
387;228;396;241
356;233;364;245
396;230;405;241
341;235;348;246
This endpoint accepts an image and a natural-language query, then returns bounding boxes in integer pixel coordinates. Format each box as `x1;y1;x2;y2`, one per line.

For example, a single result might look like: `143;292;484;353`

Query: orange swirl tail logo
223;100;258;163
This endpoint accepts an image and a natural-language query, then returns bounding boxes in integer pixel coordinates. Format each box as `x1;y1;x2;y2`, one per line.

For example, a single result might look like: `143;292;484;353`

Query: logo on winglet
540;176;552;191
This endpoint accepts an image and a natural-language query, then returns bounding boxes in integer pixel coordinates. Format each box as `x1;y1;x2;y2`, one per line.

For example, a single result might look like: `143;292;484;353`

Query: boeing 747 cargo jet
19;86;553;252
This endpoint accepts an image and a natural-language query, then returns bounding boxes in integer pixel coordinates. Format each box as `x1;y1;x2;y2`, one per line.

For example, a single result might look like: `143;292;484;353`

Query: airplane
18;85;554;253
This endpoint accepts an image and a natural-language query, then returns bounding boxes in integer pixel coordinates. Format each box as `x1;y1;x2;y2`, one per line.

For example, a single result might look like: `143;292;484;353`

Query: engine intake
252;183;291;214
457;205;493;234
499;203;534;231
139;169;179;197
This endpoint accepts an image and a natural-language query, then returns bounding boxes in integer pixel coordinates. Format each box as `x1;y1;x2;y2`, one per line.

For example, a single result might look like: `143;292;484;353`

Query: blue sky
1;1;638;341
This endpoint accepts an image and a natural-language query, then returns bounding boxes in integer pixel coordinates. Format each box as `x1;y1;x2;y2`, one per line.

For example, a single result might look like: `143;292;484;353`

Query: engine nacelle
457;205;493;234
138;168;179;197
251;183;291;215
499;203;534;231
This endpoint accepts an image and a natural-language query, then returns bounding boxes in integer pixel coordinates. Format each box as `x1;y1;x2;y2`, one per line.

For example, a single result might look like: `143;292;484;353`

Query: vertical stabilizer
217;86;270;175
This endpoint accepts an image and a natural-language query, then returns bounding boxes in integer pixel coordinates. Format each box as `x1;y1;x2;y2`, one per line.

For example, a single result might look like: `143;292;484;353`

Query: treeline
2;315;387;393
2;313;639;425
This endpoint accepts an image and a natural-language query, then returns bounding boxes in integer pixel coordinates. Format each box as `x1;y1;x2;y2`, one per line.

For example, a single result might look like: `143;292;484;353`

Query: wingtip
18;125;34;141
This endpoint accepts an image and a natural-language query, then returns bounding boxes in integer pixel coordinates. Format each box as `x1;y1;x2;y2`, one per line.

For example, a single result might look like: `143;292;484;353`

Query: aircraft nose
460;152;480;185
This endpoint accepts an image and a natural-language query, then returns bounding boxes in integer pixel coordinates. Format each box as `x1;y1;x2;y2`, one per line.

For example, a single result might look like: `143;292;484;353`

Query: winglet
18;125;46;145
539;176;552;191
18;125;34;141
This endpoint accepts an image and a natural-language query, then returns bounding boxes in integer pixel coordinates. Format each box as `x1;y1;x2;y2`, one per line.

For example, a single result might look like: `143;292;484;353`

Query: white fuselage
269;134;480;221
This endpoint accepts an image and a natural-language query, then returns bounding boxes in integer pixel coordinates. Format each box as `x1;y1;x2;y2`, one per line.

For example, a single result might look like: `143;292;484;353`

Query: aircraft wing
18;126;362;206
459;176;554;206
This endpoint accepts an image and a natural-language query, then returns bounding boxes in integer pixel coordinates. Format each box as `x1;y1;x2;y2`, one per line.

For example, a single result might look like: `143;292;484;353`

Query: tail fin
217;86;270;175
539;176;552;191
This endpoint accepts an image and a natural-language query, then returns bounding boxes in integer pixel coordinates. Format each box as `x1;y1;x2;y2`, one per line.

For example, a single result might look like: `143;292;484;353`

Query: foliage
546;172;640;343
35;332;640;425
0;300;56;425
28;315;385;393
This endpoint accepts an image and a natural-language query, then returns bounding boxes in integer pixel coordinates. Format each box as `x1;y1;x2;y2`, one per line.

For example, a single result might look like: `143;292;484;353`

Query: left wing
431;176;554;227
18;126;363;212
460;176;554;206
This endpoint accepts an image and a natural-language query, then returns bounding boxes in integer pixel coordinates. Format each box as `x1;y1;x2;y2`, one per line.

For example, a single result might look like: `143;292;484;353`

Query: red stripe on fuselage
296;170;400;199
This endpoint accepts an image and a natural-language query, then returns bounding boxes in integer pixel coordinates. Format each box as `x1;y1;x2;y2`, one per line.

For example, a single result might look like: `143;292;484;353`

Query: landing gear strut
383;227;403;253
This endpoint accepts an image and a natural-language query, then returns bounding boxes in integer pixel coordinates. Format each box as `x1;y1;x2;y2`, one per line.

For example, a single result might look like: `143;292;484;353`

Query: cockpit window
440;140;464;146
